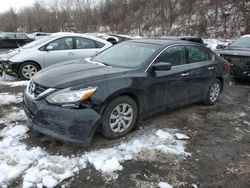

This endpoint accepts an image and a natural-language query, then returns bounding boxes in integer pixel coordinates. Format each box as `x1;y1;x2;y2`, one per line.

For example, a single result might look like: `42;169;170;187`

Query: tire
203;79;222;105
101;96;138;139
18;62;40;80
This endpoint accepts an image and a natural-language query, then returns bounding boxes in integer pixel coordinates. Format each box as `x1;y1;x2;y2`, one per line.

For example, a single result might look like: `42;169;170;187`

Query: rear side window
47;37;73;50
75;37;96;49
186;45;211;63
155;46;185;66
16;34;28;39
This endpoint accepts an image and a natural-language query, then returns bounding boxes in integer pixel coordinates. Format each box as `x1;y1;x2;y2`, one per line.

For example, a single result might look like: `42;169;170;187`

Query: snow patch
204;39;232;51
243;121;250;126
0;79;29;87
0;110;27;124
0;111;189;187
158;182;173;188
175;133;190;140
0;93;23;105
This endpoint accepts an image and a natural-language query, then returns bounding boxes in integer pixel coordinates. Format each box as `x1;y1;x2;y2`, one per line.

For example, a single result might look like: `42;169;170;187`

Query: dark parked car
23;39;229;147
216;35;250;79
0;32;34;49
161;36;205;44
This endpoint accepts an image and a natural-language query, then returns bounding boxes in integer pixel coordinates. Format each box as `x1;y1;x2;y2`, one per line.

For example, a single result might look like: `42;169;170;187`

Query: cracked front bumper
23;92;102;147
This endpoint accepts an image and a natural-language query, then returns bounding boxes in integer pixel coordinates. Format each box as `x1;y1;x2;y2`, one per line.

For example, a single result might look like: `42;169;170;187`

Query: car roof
126;38;198;46
1;32;27;35
241;35;250;38
50;32;112;45
178;36;202;39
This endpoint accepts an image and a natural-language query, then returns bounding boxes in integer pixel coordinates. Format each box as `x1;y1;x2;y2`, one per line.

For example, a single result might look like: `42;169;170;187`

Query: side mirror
216;44;227;49
152;62;172;71
46;45;54;51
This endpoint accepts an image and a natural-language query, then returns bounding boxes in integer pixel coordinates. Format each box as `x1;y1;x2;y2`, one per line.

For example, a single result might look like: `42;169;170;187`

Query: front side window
47;37;73;50
5;34;16;39
186;45;210;63
75;37;96;49
155;46;185;66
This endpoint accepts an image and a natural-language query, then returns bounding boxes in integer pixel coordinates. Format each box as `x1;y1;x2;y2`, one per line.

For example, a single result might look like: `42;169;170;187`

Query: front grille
28;80;49;98
33;82;48;97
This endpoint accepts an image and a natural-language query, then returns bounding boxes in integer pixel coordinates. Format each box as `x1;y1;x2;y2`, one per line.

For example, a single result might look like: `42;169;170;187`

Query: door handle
68;52;74;55
181;72;190;77
208;66;215;70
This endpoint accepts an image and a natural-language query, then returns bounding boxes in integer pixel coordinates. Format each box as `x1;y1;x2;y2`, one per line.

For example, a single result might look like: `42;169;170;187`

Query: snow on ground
0;109;27;124
0;80;29;87
158;182;173;188
204;38;232;51
0;93;23;105
0;79;190;187
0;72;29;86
175;133;190;140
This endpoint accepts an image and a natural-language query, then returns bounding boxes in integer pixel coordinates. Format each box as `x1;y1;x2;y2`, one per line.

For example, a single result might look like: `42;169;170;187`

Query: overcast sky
0;0;36;13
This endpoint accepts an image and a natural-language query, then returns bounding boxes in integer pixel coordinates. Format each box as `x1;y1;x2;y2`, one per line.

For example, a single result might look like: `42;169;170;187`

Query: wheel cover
22;64;38;79
109;103;134;133
209;83;220;102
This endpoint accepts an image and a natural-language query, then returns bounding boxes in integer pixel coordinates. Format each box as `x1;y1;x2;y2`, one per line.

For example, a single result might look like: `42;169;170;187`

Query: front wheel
101;96;138;139
203;79;222;105
18;62;40;80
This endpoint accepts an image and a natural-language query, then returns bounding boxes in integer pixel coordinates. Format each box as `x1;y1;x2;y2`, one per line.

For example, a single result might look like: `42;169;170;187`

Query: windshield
229;37;250;48
22;36;56;49
93;43;159;68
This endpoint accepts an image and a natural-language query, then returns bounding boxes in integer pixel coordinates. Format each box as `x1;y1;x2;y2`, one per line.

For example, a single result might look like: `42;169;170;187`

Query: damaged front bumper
23;93;102;147
1;61;19;76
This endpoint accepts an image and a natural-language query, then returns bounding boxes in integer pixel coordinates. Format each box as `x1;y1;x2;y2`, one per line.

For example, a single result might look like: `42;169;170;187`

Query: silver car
1;32;112;80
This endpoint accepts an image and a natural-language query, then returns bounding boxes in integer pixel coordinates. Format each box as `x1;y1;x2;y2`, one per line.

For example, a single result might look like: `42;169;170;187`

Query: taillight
224;60;231;72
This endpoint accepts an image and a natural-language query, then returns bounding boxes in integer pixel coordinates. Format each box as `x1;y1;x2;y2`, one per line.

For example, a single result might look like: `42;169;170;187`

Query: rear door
185;45;216;99
73;37;105;59
43;37;75;67
151;45;196;108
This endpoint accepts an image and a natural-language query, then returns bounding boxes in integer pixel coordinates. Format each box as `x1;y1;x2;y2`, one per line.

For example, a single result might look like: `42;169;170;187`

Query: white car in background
1;32;112;80
30;32;51;40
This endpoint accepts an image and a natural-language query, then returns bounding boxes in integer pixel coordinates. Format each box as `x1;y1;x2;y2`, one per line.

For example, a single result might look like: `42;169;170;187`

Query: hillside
0;0;249;38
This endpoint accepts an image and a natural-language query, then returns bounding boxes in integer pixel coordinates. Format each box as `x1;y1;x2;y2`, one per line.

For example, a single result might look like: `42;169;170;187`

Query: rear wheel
204;79;221;105
101;96;138;139
18;62;40;80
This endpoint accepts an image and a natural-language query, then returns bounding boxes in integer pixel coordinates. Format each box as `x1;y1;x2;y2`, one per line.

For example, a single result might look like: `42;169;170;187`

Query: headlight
46;87;98;105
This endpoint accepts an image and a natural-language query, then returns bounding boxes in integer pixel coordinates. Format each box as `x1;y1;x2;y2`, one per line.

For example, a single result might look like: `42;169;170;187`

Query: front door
43;37;76;67
150;45;195;109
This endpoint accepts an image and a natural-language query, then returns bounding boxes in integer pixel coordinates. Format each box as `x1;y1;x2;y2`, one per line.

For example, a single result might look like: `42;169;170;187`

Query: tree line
0;0;249;38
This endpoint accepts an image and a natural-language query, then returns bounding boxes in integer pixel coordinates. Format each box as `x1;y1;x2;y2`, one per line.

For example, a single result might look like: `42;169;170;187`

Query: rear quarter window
96;41;105;48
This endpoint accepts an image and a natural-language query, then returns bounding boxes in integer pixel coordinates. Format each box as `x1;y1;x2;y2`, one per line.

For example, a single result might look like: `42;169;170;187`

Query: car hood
33;59;130;88
0;48;22;61
216;47;250;56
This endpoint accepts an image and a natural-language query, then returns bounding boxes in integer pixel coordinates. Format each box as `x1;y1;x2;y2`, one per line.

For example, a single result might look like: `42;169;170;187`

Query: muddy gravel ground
1;79;250;188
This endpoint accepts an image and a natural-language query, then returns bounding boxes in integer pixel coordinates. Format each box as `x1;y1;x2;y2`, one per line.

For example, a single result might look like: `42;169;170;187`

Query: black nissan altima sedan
23;39;230;147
